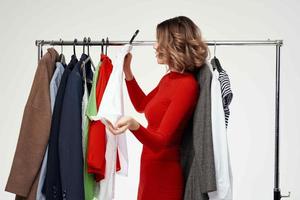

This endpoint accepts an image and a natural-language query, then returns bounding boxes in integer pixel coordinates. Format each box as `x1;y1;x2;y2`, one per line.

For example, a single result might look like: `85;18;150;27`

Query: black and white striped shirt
218;69;233;128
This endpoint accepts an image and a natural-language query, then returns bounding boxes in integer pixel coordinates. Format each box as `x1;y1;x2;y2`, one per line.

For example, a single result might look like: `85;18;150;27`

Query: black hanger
83;37;87;54
59;39;66;65
129;29;139;44
87;37;91;56
73;38;77;57
101;38;105;55
40;40;44;57
211;57;223;72
105;37;109;55
211;41;223;72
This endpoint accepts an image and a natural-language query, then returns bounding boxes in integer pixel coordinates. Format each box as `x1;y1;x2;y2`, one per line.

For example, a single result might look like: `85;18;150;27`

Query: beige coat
5;48;59;199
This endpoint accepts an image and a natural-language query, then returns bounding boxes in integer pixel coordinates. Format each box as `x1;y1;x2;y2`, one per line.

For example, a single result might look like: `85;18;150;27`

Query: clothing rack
35;39;289;200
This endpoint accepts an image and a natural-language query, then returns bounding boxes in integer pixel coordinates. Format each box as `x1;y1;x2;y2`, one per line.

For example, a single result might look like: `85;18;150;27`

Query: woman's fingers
115;124;129;134
103;118;115;129
109;124;129;135
115;117;129;129
123;53;132;70
104;117;129;135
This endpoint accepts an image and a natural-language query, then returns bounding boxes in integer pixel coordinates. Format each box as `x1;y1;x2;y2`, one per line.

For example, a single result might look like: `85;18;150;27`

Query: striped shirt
218;69;233;128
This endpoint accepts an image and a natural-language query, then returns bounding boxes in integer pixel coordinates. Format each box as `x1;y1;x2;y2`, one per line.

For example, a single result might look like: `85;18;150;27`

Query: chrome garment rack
35;39;289;200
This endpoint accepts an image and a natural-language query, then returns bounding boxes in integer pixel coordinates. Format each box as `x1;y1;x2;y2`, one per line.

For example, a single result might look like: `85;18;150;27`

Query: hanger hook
129;29;139;44
214;40;216;57
73;38;77;56
101;38;104;55
60;38;63;54
83;37;87;54
40;40;44;57
87;37;91;56
105;37;109;55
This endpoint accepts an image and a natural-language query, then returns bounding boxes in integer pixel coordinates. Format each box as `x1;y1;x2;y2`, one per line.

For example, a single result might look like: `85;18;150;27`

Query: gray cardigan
180;63;217;200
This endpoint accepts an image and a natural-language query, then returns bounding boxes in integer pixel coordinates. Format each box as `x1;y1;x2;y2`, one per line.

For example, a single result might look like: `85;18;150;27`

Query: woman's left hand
105;116;140;135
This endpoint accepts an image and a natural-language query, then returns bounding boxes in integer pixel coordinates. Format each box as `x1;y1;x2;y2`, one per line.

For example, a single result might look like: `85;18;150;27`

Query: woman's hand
105;116;140;135
123;53;134;80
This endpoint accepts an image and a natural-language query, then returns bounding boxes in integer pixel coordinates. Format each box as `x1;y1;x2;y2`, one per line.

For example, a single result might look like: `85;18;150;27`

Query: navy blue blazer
58;54;93;200
43;55;78;200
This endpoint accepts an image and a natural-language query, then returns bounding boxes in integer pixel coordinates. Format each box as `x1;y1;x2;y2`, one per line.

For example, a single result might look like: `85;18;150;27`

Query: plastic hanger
211;41;223;72
85;37;95;71
83;37;87;55
87;37;91;56
81;56;96;77
129;29;139;44
101;38;105;55
105;37;109;55
59;39;66;65
73;38;77;57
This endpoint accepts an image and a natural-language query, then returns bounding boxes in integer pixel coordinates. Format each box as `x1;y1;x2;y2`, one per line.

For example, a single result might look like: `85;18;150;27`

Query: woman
107;16;208;200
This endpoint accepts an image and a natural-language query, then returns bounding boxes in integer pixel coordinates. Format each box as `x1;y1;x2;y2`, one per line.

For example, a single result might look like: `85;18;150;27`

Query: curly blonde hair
156;16;208;73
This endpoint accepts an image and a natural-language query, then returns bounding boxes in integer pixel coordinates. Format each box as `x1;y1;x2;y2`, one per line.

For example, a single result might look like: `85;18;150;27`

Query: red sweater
125;71;199;200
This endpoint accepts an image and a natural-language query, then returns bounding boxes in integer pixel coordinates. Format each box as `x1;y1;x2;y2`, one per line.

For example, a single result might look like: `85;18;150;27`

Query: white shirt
90;44;131;200
36;62;65;200
208;65;233;200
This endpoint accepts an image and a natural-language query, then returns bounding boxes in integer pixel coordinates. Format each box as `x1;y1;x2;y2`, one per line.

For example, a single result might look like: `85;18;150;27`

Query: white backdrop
0;0;299;199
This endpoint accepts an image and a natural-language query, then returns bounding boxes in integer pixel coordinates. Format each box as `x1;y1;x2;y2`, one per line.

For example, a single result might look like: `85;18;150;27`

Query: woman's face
153;42;166;65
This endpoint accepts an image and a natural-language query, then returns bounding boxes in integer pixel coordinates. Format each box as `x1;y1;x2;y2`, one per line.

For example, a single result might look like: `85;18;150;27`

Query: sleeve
130;79;199;151
125;76;159;113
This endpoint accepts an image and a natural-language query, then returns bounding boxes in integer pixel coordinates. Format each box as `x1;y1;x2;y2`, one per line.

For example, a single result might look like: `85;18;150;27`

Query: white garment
36;62;65;200
90;44;131;200
208;65;233;200
82;60;89;159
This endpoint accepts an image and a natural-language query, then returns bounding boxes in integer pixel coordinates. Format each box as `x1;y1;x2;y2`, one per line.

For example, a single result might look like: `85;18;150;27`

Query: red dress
125;71;199;200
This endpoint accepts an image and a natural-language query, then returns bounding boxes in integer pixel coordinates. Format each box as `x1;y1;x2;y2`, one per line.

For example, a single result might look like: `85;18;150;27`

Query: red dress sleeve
129;78;199;151
125;76;159;113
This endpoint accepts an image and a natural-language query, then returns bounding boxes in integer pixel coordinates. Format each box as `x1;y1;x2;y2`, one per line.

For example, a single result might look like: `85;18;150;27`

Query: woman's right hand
123;52;134;80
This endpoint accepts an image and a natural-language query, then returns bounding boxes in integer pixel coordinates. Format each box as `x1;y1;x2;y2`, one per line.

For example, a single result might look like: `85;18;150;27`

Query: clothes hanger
81;56;96;84
59;38;66;65
129;29;139;44
211;41;223;72
73;38;77;57
101;38;104;55
86;37;96;71
87;37;91;56
81;56;96;71
83;37;87;55
40;40;44;57
105;37;109;55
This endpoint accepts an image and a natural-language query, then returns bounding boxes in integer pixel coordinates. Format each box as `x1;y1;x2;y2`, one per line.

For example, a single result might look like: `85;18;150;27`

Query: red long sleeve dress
125;71;199;200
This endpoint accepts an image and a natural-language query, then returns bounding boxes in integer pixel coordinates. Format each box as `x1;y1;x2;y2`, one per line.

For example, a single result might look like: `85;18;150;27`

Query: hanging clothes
36;61;65;200
42;55;78;200
5;48;59;200
89;45;130;200
86;54;114;182
58;54;92;200
82;57;97;200
180;62;217;200
218;69;233;128
208;66;233;200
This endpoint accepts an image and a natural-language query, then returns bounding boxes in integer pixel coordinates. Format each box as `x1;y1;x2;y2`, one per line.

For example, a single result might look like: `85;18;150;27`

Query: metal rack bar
35;39;283;47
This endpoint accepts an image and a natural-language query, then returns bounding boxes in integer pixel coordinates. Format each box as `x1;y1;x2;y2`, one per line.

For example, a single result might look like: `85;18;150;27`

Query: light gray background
0;0;299;199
